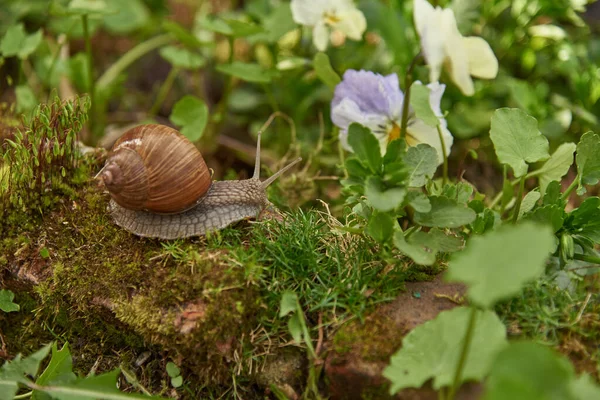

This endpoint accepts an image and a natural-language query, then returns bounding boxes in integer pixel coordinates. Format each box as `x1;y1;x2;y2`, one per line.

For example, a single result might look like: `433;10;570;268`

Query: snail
97;124;301;239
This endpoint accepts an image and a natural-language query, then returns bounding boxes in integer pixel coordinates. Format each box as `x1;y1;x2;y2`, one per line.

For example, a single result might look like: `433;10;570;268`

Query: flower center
387;122;401;143
323;11;341;25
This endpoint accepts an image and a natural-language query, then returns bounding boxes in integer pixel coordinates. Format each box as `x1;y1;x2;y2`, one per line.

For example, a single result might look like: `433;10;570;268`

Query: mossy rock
1;182;263;385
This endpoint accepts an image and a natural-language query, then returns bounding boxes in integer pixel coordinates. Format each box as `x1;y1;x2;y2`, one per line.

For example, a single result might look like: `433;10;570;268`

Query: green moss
333;314;404;362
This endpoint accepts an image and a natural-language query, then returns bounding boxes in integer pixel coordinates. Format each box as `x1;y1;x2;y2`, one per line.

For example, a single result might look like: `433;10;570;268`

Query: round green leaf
216;62;273;83
446;222;555;308
169;95;209;142
413;196;476;228
159;46;205;69
483;342;575;400
383;307;507;393
490;108;549;178
576;132;600;195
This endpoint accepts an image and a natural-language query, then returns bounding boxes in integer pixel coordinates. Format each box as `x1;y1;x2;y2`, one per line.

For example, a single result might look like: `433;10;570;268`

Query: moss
333;314;404;362
1;178;264;387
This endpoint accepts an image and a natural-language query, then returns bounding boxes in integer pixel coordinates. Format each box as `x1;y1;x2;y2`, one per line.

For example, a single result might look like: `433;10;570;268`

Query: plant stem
399;52;422;140
573;253;600;264
447;307;478;400
96;34;173;91
561;176;579;202
512;176;526;223
436;124;448;186
14;392;33;399
148;66;179;117
82;14;95;137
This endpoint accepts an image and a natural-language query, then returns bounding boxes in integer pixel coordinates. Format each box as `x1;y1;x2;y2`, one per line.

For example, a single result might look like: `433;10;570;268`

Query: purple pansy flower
331;69;453;165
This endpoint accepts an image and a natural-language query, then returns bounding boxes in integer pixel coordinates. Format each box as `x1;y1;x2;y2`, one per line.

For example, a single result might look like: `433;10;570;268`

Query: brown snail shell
100;124;211;214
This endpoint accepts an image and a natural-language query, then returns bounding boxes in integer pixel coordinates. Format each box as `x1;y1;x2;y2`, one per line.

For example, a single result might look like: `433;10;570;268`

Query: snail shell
100;124;211;214
98;123;302;239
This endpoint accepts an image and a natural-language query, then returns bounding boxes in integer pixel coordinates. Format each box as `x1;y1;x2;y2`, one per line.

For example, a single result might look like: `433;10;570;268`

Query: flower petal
313;22;329;51
463;36;499;79
441;9;473;96
407;120;453;165
413;0;434;39
332;98;388;131
291;0;324;25
332;70;404;120
414;0;445;83
334;8;367;41
332;98;391;154
425;81;446;121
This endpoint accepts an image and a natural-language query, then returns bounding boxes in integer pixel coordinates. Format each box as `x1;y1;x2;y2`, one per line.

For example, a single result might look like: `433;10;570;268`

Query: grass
495;272;600;378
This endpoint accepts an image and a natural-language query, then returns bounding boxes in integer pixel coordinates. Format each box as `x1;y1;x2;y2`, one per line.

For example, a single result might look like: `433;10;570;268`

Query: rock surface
325;275;483;399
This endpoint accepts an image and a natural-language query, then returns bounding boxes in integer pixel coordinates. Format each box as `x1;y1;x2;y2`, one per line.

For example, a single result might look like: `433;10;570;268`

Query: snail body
99;124;300;239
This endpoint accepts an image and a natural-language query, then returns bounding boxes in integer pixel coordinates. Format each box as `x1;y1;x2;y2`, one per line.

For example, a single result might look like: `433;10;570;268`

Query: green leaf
518;190;540;220
347;123;382;174
571;374;600;400
536;142;576;195
384;307;507;393
216;62;273;83
46;369;159;399
394;229;462;266
567;197;600;243
406;191;431;213
383;138;406;165
0;24;26;57
366;212;395;243
165;362;180;378
170;375;183;388
162;21;204;49
201;17;232;35
0;290;19;313
489;108;549;177
224;19;265;37
365;177;406;212
313;52;340;90
470;208;496;235
169;95;209;141
411;229;464;253
575;132;600;195
394;231;436;266
287;314;303;344
159;46;205;69
0;24;43;59
16;85;38;114
413;196;476;228
405;144;438;187
446;222;555;308
543;180;564;206
483;342;575;400
34;343;76;399
409;83;439;127
344;158;368;181
527;204;565;232
258;3;296;43
40;247;50;259
103;0;150;34
0;344;51;400
279;292;297;317
442;182;474;204
67;0;110;14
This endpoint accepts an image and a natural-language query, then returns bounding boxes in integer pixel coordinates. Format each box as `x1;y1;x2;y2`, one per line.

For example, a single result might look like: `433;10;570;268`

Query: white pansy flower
413;0;498;96
291;0;367;51
331;69;453;165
